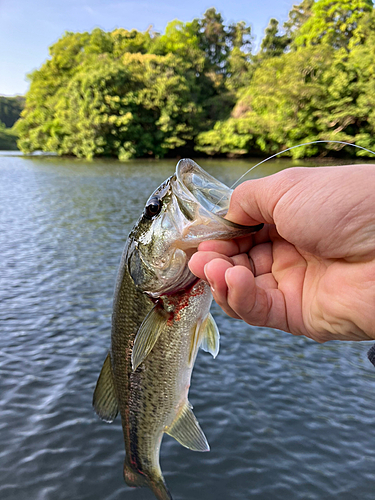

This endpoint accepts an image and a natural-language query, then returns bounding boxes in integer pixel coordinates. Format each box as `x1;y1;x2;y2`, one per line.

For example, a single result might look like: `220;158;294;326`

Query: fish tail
148;476;173;500
124;457;173;500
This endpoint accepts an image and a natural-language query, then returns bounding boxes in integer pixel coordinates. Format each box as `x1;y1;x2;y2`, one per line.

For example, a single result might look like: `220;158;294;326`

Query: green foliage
196;117;255;155
16;2;375;159
151;20;203;66
259;19;290;59
284;0;315;38
198;1;375;158
17;10;252;159
0;121;18;150
18;53;202;159
197;45;332;157
294;0;373;49
0;96;24;128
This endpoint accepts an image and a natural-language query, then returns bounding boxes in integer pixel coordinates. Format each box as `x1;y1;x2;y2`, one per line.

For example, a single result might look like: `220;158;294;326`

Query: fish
92;158;263;500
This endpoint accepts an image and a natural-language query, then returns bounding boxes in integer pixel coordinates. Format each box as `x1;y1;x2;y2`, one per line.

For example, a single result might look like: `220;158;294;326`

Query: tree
0;120;18;150
151;20;203;67
284;0;315;38
0;96;24;128
197;8;228;71
197;0;375;158
312;8;375;154
259;18;290;58
17;51;203;159
197;45;333;157
294;0;373;49
17;5;375;160
111;28;152;57
18;12;251;158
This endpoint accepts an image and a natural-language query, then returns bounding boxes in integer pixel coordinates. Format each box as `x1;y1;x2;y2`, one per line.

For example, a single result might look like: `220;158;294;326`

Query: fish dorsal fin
200;313;220;359
132;305;168;371
93;352;119;423
165;402;210;452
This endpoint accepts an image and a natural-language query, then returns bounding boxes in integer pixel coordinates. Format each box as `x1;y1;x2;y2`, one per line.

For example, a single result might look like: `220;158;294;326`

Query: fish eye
144;197;162;219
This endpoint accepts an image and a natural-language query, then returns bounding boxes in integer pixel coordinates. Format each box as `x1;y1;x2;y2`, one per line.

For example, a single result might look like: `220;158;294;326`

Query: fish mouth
173;159;263;248
176;159;232;218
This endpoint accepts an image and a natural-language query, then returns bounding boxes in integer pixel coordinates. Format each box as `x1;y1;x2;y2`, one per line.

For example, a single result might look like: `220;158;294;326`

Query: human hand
189;165;375;342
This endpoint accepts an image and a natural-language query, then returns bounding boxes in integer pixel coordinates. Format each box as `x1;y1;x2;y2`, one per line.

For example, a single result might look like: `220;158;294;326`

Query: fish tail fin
124;456;173;500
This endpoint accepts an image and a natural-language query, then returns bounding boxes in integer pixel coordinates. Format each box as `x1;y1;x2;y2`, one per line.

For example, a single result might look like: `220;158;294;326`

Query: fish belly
121;280;212;479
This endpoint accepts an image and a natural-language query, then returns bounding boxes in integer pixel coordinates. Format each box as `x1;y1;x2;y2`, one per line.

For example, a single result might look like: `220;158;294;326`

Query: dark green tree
198;8;228;71
259;18;290;58
0;96;25;128
0;120;18;150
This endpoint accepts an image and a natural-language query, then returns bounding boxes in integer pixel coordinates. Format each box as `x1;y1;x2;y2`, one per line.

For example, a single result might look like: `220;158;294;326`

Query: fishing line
230;140;375;189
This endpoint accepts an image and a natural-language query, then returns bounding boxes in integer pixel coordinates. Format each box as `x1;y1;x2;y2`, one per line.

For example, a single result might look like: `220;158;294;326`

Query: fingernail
225;267;233;287
204;264;215;292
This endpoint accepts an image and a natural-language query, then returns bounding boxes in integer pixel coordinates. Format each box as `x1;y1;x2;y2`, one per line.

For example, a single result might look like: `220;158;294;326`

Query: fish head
128;159;263;297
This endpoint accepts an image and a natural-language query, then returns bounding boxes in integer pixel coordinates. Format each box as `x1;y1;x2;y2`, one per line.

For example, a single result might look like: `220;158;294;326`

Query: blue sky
0;0;296;96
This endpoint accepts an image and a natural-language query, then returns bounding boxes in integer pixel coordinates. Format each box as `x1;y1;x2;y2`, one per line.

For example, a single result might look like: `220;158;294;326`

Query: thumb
227;169;299;226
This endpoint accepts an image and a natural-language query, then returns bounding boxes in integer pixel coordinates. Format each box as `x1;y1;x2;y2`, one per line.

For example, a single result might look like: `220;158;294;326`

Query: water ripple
1;155;375;500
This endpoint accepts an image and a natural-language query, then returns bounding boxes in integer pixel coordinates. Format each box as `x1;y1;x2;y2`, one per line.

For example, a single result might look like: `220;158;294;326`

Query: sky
0;0;297;96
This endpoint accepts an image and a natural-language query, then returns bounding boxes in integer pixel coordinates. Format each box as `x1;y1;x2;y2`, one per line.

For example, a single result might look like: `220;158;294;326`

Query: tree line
14;0;375;159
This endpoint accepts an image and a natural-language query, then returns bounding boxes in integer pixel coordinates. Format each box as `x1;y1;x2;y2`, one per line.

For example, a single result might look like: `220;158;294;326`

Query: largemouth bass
93;159;263;500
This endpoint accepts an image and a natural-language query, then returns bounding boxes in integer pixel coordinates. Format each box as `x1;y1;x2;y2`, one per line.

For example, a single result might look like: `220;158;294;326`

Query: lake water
1;152;375;500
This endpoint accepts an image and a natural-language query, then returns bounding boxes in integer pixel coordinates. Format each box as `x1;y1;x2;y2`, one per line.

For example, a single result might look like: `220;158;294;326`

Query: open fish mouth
176;158;233;217
172;158;263;249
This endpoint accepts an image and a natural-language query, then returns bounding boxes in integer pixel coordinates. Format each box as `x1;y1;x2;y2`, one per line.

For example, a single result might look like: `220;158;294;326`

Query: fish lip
221;219;264;231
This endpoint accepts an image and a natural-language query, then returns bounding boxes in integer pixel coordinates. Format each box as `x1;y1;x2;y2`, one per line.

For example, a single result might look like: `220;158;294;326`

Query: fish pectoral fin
200;313;220;359
132;305;168;371
92;352;119;423
165;402;210;452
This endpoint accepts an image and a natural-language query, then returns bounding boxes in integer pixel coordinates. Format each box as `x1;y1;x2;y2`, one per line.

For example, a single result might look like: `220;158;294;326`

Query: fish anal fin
132;305;168;371
165;402;209;452
200;312;220;359
123;456;148;488
93;352;119;423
